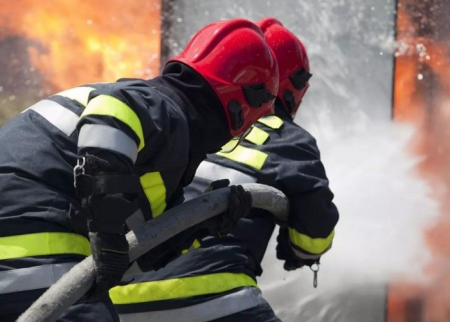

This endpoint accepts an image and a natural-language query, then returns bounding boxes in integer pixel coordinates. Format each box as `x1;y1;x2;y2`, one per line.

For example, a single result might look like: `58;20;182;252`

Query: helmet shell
168;18;279;136
257;17;311;117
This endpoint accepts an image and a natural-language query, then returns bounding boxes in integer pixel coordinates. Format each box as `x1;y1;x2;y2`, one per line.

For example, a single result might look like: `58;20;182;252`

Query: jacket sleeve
270;129;339;261
75;80;149;168
74;79;188;220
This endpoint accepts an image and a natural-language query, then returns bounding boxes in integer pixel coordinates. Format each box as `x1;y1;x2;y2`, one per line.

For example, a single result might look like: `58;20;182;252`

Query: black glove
75;155;139;300
197;180;252;238
83;193;138;301
84;193;137;234
87;232;129;301
136;227;198;272
276;227;318;271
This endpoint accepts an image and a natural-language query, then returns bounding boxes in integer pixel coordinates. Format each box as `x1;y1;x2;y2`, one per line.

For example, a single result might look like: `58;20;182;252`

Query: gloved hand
83;193;137;301
197;179;252;238
75;154;139;300
87;232;129;301
136;227;198;272
276;227;318;271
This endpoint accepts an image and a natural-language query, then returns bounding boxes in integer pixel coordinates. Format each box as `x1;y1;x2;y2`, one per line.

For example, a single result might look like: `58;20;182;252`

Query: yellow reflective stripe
258;115;283;129
81;95;145;151
220;139;239;152
217;146;268;170
289;228;335;255
53;87;96;107
110;272;257;305
192;239;201;248
181;238;201;254
140;172;167;217
244;126;269;145
0;232;91;260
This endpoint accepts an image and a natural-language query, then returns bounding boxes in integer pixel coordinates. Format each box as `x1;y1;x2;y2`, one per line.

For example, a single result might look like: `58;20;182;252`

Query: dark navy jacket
113;105;339;313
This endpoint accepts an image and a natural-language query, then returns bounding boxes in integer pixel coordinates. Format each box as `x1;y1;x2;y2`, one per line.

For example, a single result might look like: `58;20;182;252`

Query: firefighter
0;18;279;322
114;18;339;322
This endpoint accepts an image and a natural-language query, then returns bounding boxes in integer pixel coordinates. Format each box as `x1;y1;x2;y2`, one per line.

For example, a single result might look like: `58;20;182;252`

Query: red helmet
167;18;279;137
257;18;312;117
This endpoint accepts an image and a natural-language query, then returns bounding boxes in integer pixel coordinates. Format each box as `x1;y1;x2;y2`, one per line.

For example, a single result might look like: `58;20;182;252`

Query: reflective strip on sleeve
110;272;257;305
140;172;167;217
0;232;91;260
244;126;269;145
181;238;202;254
291;247;322;260
291;246;331;259
118;287;266;322
217;146;268;170
0;262;78;294
289;228;335;256
195;161;257;185
258;115;284;129
81;95;145;151
191;239;201;249
53;87;95;106
24;100;79;136
78;124;138;163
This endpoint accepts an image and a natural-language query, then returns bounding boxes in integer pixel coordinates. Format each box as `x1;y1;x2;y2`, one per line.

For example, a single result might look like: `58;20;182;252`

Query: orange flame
0;0;161;94
390;0;450;321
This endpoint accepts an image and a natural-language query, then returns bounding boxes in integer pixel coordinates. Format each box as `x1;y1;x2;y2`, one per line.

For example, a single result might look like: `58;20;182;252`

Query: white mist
163;1;440;320
259;118;439;321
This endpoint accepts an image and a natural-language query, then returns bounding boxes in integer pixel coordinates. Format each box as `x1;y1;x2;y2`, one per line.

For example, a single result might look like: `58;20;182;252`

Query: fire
0;0;161;95
391;0;450;321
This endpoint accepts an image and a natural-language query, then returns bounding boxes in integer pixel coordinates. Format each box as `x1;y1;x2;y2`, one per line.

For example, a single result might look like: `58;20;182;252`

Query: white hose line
18;183;289;322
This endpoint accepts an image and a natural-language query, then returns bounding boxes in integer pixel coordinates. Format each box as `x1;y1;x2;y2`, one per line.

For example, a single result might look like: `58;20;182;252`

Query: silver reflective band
195;161;257;185
291;242;331;260
24;100;79;136
292;247;322;260
0;262;77;294
119;287;267;322
78;124;138;163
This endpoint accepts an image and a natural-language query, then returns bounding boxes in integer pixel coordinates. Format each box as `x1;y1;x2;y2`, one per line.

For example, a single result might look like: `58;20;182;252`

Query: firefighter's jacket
0;77;211;305
113;106;339;318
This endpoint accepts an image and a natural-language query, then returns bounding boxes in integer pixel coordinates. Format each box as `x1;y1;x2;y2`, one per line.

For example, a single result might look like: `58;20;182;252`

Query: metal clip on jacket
310;262;320;288
73;157;86;188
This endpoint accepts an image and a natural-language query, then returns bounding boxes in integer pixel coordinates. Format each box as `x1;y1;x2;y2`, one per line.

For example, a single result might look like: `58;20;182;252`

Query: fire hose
18;183;289;322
